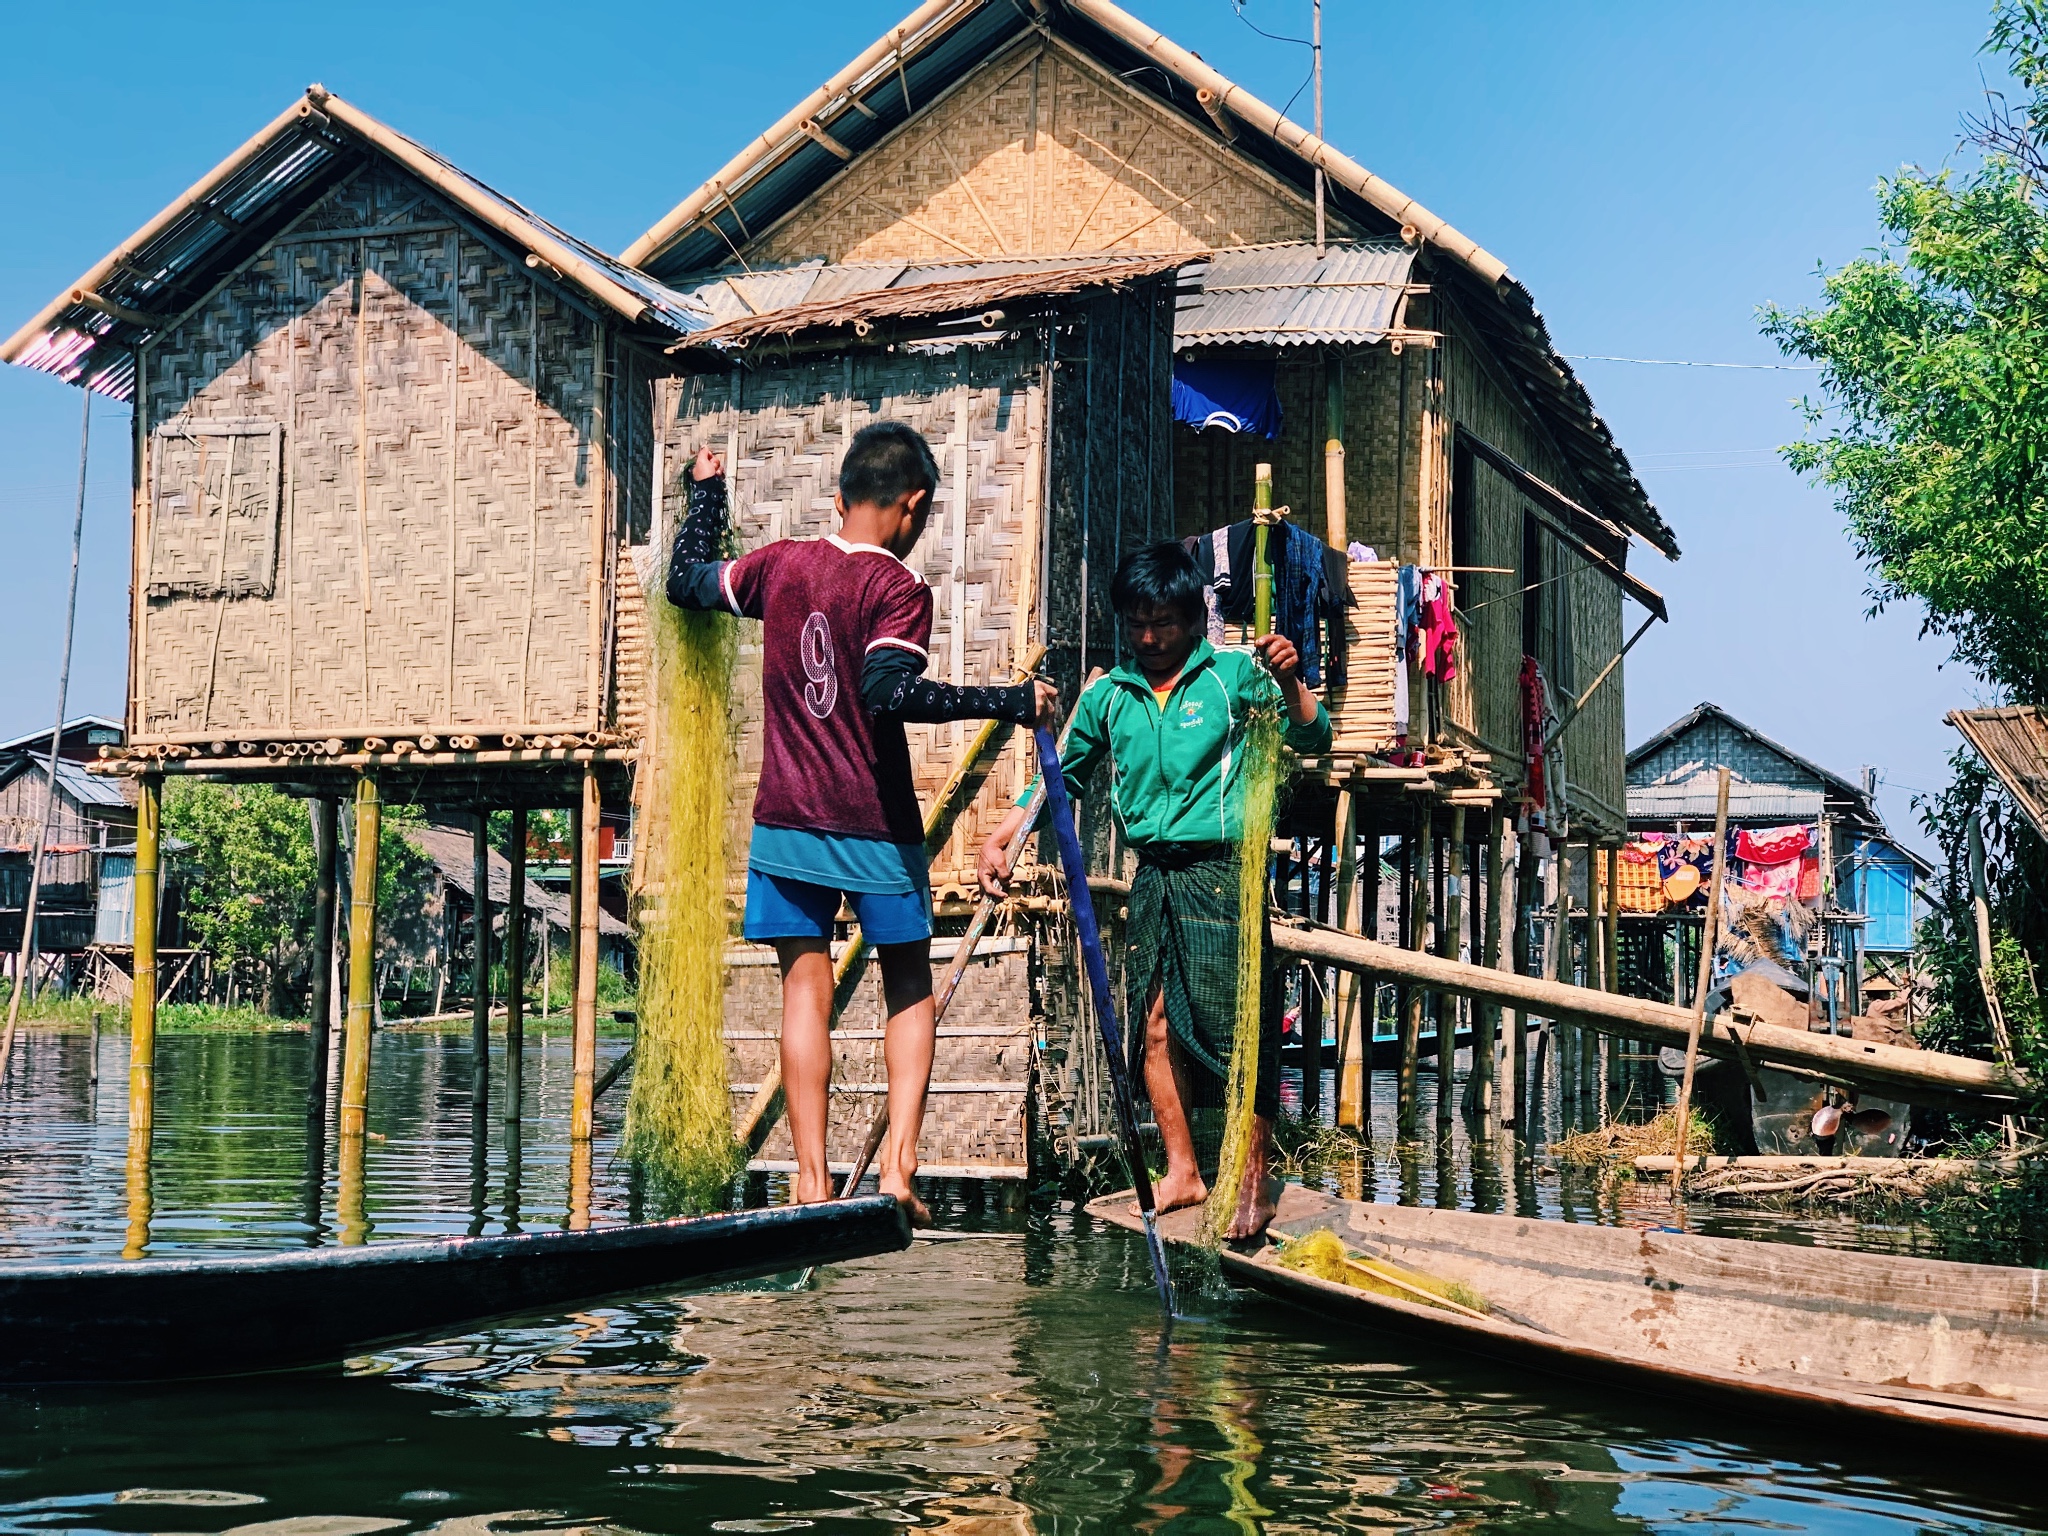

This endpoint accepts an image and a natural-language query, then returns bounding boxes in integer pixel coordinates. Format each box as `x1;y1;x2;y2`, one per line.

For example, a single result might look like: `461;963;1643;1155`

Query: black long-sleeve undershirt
665;472;1035;725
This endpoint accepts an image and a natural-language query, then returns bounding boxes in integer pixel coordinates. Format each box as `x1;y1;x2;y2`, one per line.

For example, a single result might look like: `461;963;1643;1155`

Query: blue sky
0;1;2003;853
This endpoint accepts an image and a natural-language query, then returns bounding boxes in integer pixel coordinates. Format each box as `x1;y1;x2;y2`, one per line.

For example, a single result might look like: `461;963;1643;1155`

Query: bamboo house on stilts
623;0;1680;1171
2;88;709;1237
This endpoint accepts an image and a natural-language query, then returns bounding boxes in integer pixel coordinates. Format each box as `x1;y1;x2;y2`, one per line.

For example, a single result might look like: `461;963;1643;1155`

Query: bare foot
1139;1166;1208;1218
877;1174;933;1228
792;1169;833;1205
1224;1172;1283;1242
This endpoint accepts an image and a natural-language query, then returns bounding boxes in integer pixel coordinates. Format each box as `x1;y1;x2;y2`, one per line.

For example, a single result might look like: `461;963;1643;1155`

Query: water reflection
0;1028;2045;1533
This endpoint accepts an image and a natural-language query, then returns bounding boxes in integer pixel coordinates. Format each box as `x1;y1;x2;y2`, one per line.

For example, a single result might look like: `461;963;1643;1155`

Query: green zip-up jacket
1041;639;1332;849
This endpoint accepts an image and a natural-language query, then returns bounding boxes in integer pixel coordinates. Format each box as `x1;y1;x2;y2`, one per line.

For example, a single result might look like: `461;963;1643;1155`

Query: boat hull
1087;1185;2048;1447
0;1196;911;1383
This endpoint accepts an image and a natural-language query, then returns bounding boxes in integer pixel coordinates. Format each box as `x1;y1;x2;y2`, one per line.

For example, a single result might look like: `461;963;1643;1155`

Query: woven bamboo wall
134;163;605;743
650;341;1046;897
1441;310;1628;836
746;37;1340;266
726;941;1034;1176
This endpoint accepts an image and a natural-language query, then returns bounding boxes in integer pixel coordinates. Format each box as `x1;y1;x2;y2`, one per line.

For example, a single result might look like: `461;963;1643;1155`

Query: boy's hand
977;804;1031;897
1253;632;1301;686
1030;680;1060;730
691;446;724;481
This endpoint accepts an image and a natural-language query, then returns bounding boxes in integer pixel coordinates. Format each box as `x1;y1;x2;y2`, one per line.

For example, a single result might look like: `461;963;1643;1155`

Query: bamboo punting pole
472;811;492;1118
1437;807;1465;1124
570;768;601;1145
339;775;380;1141
307;797;339;1117
505;807;527;1122
1671;769;1732;1191
1253;463;1275;634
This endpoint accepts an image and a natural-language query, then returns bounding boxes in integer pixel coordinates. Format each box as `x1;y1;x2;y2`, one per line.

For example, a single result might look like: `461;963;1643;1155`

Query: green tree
1761;1;2048;1096
163;781;317;1012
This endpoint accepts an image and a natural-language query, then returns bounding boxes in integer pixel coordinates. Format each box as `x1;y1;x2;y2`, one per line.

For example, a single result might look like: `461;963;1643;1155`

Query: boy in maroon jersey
668;421;1057;1222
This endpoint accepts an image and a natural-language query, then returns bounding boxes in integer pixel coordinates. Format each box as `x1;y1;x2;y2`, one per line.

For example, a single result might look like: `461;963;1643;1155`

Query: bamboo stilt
1476;814;1505;1126
506;806;527;1122
1672;769;1733;1192
1398;810;1430;1141
1332;788;1362;1128
472;810;491;1117
1437;807;1465;1124
121;775;162;1261
339;776;381;1140
308;797;338;1117
571;768;601;1145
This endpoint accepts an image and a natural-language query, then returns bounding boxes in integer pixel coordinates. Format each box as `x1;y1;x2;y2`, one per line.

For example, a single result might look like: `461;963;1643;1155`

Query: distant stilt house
620;0;1678;1164
0;717;138;993
2;88;710;1153
1624;703;1932;1017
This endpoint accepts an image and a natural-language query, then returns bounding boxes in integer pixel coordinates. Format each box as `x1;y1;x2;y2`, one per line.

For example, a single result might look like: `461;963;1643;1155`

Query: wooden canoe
1089;1184;2048;1447
0;1196;911;1384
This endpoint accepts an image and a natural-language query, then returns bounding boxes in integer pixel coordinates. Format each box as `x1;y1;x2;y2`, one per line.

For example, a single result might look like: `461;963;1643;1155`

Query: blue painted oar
1034;726;1177;1319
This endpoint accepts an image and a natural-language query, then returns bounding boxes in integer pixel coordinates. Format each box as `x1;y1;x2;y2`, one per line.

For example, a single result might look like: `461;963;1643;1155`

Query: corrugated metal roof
1627;782;1826;824
1173;242;1416;347
669;252;1186;349
5;90;707;401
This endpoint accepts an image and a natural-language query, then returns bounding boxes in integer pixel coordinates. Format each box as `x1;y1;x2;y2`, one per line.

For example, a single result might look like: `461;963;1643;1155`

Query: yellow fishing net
624;591;744;1212
1207;704;1281;1242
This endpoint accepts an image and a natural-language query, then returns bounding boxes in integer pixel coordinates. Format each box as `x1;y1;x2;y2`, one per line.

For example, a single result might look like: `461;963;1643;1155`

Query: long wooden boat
1090;1184;2048;1446
0;1196;911;1383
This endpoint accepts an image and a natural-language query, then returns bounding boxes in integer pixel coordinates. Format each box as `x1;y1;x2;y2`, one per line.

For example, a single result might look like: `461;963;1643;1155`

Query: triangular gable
624;0;1676;562
3;88;705;401
1629;702;1877;813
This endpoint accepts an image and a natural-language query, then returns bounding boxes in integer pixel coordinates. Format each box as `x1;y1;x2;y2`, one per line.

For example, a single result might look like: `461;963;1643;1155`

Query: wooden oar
836;668;1104;1199
1035;725;1177;1320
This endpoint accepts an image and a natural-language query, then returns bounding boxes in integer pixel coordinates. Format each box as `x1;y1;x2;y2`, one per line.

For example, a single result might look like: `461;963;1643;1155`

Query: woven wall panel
754;40;1325;267
136;164;600;741
726;947;1033;1173
652;349;1042;897
145;421;283;598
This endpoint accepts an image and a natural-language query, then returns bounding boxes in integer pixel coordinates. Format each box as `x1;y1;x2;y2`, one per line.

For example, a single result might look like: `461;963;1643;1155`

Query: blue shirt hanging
1171;357;1283;440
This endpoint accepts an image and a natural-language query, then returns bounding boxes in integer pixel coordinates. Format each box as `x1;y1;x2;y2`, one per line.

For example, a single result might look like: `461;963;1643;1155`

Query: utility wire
1561;353;1821;371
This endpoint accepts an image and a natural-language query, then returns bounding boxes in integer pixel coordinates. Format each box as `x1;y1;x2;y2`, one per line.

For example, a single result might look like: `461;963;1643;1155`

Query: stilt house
622;0;1678;1169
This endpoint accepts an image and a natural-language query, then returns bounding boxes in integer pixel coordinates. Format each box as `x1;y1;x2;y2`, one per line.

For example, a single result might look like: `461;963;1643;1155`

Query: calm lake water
0;1025;2042;1534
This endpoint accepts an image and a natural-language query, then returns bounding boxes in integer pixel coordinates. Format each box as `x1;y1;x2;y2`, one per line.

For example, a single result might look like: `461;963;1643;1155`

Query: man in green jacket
978;542;1332;1238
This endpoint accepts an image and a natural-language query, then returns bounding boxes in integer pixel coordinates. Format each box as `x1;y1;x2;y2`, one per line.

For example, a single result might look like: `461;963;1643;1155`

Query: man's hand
691;446;723;481
1030;680;1060;731
977;804;1030;898
1253;632;1301;685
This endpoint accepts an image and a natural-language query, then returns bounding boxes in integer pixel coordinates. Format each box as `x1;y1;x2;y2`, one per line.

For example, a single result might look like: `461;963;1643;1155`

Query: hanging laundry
1519;656;1548;823
1659;834;1717;907
1170;357;1282;439
1616;841;1666;913
1188;519;1352;688
1348;542;1376;563
1418;569;1459;681
1737;825;1811;864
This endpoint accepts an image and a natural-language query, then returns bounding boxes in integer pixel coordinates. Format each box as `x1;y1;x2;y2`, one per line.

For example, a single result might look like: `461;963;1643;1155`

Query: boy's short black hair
839;420;940;510
1110;542;1206;628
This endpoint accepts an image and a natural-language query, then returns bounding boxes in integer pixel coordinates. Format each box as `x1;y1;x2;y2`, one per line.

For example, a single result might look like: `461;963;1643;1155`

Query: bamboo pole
124;775;162;1257
571;768;601;1145
1671;769;1732;1191
1585;843;1605;1128
1331;787;1360;1127
1505;833;1534;1127
506;806;527;1122
472;811;491;1117
1253;462;1274;634
1475;813;1505;1125
1437;806;1465;1123
308;796;339;1116
339;775;380;1141
1397;809;1430;1141
1324;355;1346;550
1263;914;2017;1112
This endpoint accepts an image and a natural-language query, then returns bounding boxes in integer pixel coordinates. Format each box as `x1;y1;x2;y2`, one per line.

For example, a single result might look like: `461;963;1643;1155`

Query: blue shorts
742;868;933;946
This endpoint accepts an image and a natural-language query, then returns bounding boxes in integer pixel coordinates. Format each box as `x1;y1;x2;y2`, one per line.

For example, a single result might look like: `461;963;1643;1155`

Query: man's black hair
1110;541;1205;627
839;420;940;510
